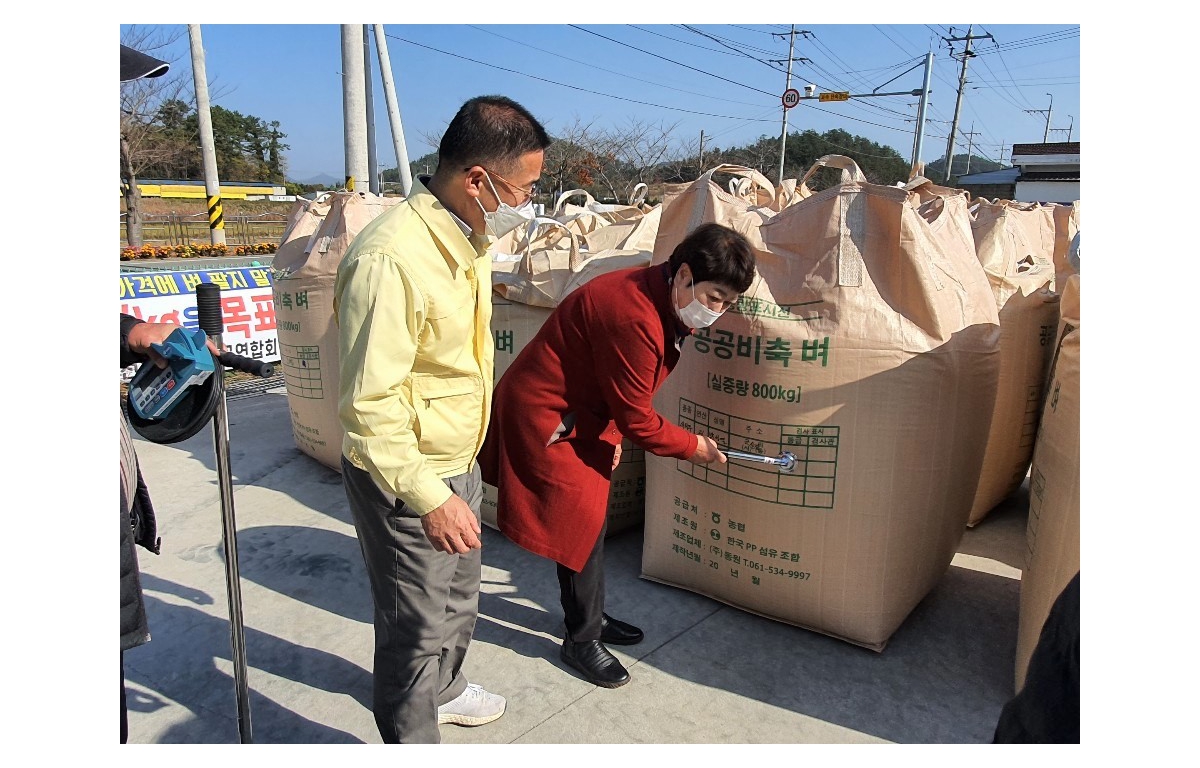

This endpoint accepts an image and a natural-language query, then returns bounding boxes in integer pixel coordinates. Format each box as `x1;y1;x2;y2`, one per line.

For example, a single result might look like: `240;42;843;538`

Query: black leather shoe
600;614;644;646
561;640;631;688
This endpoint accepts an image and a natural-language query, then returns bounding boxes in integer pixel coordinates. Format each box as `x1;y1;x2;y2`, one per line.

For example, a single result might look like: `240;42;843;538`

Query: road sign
819;91;850;103
782;88;800;109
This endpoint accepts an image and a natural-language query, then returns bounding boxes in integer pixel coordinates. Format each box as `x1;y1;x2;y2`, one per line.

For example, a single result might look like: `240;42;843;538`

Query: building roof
1018;170;1080;182
955;167;1020;185
1012;142;1079;155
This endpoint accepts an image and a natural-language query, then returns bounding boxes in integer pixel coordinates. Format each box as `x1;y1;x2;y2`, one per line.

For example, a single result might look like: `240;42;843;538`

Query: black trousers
557;518;607;642
993;571;1080;743
120;652;127;744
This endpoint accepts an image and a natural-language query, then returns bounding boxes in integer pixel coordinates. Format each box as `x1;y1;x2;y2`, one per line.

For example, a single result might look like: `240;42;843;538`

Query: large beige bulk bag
578;204;662;255
483;222;654;536
1015;274;1079;691
642;155;1001;651
552;186;651;224
1001;201;1056;272
271;191;403;470
655;165;776;256
966;201;1061;525
1051;201;1081;291
767;178;810;212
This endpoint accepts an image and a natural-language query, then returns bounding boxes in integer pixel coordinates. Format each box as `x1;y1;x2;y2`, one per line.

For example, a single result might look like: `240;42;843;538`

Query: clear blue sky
120;23;1079;183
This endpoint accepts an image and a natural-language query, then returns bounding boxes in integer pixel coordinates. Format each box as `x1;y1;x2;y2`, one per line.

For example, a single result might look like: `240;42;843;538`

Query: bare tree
121;25;238;248
590;118;680;203
541;116;604;206
657;132;703;186
121;26;190;249
726;134;777;179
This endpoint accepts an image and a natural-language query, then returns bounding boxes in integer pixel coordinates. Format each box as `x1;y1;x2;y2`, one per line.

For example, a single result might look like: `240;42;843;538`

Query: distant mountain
290;172;342;187
925;154;1006;180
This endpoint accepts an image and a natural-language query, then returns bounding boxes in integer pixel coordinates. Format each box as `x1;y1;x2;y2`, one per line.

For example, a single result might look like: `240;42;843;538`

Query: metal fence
121;212;289;248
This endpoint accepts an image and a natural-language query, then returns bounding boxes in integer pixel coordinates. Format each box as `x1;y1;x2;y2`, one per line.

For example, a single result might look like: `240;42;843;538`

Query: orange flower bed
120;242;278;261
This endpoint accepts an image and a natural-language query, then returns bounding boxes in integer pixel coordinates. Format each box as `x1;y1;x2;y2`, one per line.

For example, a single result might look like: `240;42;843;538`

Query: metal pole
373;23;414;196
965;123;975;175
1067;115;1074;142
698;129;705;173
341;25;369;192
1043;93;1053;142
777;24;796;184
911;52;934;177
195;282;252;744
364;26;380;195
188;25;226;246
943;26;973;183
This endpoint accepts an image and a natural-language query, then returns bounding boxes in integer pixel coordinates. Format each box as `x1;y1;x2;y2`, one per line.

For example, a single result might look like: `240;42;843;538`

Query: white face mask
675;275;726;330
476;172;536;238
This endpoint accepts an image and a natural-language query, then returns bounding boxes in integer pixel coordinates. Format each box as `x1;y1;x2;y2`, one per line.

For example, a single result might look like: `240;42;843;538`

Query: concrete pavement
123;386;1029;744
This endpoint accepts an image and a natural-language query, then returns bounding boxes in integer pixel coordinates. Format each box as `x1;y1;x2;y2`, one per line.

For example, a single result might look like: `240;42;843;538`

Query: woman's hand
612;443;622;471
689;435;727;465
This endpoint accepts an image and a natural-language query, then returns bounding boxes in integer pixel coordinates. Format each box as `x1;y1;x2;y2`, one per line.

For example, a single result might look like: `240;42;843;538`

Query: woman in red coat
479;223;756;688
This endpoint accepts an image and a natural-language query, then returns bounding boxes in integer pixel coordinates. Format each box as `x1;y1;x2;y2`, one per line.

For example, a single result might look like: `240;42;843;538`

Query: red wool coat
479;262;699;572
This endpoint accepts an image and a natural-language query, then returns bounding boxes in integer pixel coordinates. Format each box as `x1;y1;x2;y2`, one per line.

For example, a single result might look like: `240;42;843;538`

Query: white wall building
1011;142;1079;204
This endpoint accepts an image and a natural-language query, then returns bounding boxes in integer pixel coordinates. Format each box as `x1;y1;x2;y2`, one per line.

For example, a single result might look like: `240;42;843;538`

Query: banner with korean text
119;267;280;367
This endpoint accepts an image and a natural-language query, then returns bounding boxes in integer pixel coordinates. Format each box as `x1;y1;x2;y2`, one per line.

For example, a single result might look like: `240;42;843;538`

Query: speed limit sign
782;88;800;109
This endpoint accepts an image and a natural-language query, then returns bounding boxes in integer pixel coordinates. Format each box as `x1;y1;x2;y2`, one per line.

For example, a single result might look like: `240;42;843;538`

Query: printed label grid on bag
281;343;323;399
676;398;838;508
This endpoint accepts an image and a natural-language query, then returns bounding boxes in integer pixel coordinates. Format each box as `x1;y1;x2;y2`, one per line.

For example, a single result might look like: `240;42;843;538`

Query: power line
568;25;779;97
682;25;786;58
728;24;781;36
973;28;1079;56
973;80;1079;88
808;34;877;92
983;34;1038;110
875;25;918;58
677;24;788;73
825;56;924;77
468;25;769;108
382;31;778;123
626;24;756;60
707;105;784;141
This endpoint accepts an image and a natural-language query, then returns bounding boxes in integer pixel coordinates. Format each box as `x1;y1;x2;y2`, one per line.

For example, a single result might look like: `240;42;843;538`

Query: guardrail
121;212;288;248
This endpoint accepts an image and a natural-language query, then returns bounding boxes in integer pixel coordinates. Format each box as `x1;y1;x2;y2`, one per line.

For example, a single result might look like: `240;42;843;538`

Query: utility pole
341;25;369;192
963;123;982;175
364;25;380;194
941;26;993;183
777;25;796;185
1050;115;1075;142
1026;93;1053;144
374;23;414;196
772;27;811;184
188;25;226;246
698;129;705;172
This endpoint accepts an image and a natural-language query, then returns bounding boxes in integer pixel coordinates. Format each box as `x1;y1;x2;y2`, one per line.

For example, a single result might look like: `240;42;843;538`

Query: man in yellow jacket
335;95;549;743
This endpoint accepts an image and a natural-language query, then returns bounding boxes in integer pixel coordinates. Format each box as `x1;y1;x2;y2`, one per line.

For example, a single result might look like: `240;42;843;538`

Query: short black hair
436;95;551;174
668;223;756;294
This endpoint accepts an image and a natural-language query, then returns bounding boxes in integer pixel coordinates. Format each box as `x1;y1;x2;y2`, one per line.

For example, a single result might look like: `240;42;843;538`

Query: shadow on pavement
126;575;371;743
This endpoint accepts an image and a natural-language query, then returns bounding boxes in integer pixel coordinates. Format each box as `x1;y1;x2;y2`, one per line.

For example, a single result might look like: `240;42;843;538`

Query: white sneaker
437;683;506;726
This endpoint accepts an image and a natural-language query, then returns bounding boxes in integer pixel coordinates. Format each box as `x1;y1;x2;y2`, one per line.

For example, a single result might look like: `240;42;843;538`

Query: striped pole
208;194;225;233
